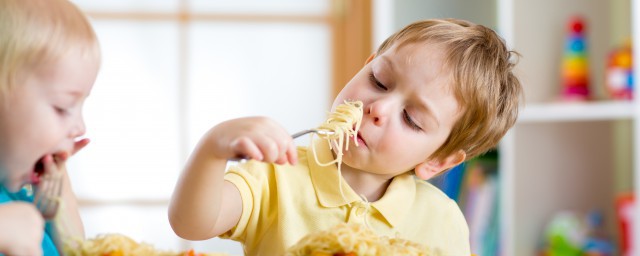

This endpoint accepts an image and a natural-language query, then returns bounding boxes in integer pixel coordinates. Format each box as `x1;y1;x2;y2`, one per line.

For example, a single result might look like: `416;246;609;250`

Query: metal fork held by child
290;129;333;139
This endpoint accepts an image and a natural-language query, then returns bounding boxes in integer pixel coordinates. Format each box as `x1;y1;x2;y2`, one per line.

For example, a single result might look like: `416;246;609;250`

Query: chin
4;180;26;193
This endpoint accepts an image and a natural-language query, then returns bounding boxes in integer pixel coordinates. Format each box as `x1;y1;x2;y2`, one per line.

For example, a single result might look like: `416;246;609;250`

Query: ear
364;53;376;65
414;150;466;180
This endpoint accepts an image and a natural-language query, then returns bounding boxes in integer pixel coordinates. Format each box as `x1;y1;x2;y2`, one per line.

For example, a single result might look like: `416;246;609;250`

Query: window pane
187;22;332;150
190;0;328;15
69;21;181;201
71;0;178;13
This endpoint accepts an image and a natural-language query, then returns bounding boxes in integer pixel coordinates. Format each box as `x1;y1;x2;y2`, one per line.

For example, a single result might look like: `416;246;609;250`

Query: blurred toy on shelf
561;16;590;101
605;39;633;100
538;210;615;256
582;211;615;256
616;193;635;256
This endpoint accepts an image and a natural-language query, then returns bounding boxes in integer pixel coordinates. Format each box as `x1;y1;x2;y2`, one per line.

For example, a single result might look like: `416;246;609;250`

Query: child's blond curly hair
0;0;100;95
377;18;523;161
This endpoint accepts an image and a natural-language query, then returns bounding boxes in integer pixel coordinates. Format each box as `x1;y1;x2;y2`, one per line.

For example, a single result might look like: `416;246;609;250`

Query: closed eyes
369;73;388;91
369;72;423;131
403;110;422;131
54;106;71;116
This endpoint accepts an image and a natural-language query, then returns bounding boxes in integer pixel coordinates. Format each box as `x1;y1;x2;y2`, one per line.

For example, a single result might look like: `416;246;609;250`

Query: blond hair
377;19;522;160
0;0;100;94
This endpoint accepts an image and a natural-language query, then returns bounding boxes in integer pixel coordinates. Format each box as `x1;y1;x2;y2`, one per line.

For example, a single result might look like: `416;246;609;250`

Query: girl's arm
168;117;297;240
0;202;45;255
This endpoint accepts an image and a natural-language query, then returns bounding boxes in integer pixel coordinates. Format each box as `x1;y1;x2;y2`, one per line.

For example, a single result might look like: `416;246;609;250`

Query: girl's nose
69;116;86;138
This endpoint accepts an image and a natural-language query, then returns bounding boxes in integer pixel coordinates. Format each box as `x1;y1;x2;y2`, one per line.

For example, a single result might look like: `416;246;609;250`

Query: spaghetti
285;223;437;256
63;233;228;256
310;100;363;202
311;100;363;170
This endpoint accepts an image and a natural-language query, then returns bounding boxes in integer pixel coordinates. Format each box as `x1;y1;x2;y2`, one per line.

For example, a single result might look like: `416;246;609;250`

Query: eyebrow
379;56;395;73
56;89;87;103
65;90;83;98
416;96;440;129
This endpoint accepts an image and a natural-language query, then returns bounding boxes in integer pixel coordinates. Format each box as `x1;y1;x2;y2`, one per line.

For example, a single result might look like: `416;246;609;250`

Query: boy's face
0;49;98;191
332;42;462;179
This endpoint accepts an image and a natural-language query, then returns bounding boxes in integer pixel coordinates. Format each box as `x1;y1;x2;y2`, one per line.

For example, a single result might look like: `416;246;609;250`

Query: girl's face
332;42;462;180
0;49;99;191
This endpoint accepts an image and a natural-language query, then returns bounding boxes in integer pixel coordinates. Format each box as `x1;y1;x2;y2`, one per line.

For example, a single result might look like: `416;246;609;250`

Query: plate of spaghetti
63;233;229;256
285;223;438;256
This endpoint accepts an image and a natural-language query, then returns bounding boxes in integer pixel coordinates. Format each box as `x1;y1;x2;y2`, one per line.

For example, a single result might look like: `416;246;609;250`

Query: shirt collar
307;139;416;227
371;173;416;227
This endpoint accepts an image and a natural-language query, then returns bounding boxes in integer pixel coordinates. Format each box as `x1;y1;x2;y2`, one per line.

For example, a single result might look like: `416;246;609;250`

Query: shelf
518;101;634;123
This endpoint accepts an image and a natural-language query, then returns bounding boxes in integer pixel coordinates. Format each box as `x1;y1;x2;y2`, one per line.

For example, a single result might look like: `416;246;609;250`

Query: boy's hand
0;202;44;256
207;117;298;165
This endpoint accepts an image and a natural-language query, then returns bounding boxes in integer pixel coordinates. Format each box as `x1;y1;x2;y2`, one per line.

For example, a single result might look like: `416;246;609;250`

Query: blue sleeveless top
0;185;59;256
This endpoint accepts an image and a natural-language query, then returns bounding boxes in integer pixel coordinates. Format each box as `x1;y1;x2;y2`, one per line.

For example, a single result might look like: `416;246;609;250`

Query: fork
291;129;334;139
34;172;63;220
33;170;65;253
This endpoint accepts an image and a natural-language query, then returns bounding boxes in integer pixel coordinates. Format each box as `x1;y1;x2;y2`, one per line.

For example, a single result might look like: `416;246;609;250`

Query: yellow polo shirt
222;140;471;256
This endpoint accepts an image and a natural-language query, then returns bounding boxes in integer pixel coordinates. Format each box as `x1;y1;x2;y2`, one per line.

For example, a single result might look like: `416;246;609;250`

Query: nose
69;115;86;138
366;99;393;126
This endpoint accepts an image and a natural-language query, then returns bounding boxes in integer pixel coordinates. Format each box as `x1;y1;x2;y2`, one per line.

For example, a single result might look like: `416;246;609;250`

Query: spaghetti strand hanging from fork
311;100;363;169
310;100;363;202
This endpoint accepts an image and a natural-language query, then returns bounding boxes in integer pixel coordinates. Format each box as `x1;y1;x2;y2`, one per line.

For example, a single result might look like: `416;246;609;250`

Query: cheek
20;109;65;154
391;134;436;161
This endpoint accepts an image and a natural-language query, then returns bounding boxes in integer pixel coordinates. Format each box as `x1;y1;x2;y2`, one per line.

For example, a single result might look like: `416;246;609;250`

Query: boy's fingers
256;139;280;163
230;137;263;161
274;153;288;165
286;141;298;165
273;137;292;165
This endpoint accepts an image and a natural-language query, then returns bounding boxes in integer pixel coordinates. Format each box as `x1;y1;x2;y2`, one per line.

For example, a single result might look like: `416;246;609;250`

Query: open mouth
30;156;46;184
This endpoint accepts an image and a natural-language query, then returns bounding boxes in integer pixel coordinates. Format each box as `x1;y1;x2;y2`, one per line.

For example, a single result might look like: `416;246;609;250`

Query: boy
0;0;100;254
169;18;522;255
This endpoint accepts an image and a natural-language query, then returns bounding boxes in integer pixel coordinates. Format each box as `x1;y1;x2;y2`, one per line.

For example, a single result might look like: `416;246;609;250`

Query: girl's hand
36;138;88;239
0;202;44;256
36;138;88;177
206;117;298;165
71;138;90;156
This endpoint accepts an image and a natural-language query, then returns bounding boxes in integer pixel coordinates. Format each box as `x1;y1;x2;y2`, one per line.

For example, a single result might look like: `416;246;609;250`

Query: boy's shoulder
414;178;456;204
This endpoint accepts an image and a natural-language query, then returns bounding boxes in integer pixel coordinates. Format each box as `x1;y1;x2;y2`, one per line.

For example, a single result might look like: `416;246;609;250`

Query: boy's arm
168;117;297;240
168;141;242;240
